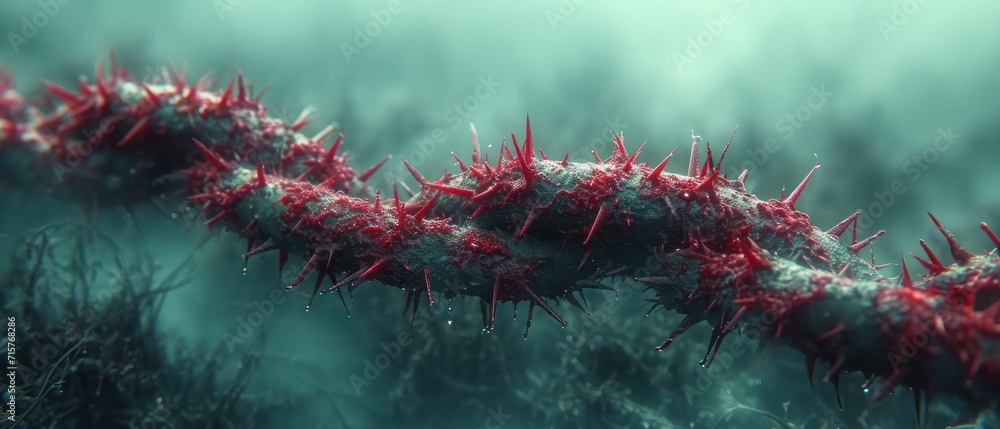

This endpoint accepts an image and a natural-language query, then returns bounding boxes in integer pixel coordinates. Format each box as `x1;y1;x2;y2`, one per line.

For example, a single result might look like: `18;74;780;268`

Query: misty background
1;1;998;428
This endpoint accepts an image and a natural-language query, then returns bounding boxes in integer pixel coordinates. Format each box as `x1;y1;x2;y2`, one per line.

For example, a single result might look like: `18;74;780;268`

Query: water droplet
129;168;136;174
248;204;254;209
170;213;178;219
242;267;247;276
447;320;453;325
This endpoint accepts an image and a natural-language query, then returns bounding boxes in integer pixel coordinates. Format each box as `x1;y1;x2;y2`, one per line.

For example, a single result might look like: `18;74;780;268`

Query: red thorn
849;230;884;253
490;278;500;330
624;141;646;172
218;78;235;108
243;238;276;258
191;138;231;170
918;239;945;269
656;315;697;351
927;212;975;264
911;252;947;276
644;149;676;183
578;248;592;271
693;168;721;192
739;236;770;269
827;209;862;238
359;155;391;183
236;71;246;104
817;323;845;341
900;254;913;288
452;153;468;172
470;123;482;164
687;140;699;177
982;222;1000;249
716;124;738;171
538;149;550;160
783;162;820;208
422;268;435;306
583;202;612;246
361;258;389;278
402;159;428;185
392;186;406;230
591;148;602;163
278;250;288;274
322;132;344;163
414;193;440;222
116;116;152;147
286;254;319;290
425;182;475;199
313;124;337;145
524;114;534;161
612;131;628;160
203;210;228;226
561;153;569;166
518;283;566;326
510;133;534;186
42;81;82;106
516;205;539;240
243;219;258;232
141;83;161;105
169;62;186;91
256;162;267;186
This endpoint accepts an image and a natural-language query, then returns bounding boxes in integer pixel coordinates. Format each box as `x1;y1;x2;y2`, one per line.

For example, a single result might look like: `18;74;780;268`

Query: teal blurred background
2;1;999;428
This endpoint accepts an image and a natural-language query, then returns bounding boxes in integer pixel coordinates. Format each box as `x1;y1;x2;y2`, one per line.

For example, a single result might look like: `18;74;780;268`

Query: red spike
256;162;266;186
236;71;246;104
243;219;259;232
524;114;534;161
561;153;569;166
849;230;884;253
702;142;714;176
693;168;721;191
583;202;612;246
644;148;676;183
243;238;276;258
322;132;344;163
425;182;475;199
373;191;382;214
290;107;314;132
510;133;534;186
452;152;468;172
900;254;913;288
116;116;152;147
538;149;550;160
518;283;566;326
169;62;186;91
783;162;821;208
392;186;406;230
278;250;288;274
361;258;389;278
827;209;862;238
927;212;975;264
612;131;628;159
140;83;161;105
911;253;946;275
42;81;81;106
402;159;428;185
623;141;645;173
218;78;235;107
203;210;228;226
422;268;435;306
516;205;539;240
919;239;946;268
358;155;391;183
982;222;1000;249
470;123;482;164
286;254;320;291
414;194;440;222
655;315;697;351
191;138;231;170
716;124;738;171
591;148;602;163
313;124;337;145
490;278;500;330
687;140;699;177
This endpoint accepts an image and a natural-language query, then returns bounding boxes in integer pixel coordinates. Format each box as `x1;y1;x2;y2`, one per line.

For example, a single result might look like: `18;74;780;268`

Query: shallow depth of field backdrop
1;1;999;428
